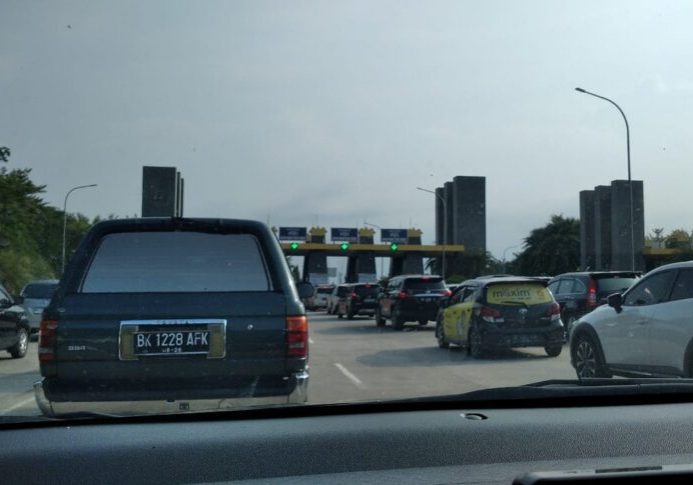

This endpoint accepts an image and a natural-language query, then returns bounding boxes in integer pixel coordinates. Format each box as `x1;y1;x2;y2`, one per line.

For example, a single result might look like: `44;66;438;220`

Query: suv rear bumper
34;370;309;417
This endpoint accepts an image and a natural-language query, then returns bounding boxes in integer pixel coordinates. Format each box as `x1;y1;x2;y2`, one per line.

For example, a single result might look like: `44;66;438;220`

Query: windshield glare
3;1;693;421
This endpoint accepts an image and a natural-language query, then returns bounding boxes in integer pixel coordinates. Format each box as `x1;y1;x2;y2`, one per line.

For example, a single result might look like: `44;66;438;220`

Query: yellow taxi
435;276;566;358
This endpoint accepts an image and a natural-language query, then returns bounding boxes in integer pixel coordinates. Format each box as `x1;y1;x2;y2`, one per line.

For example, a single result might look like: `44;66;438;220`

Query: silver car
19;279;58;332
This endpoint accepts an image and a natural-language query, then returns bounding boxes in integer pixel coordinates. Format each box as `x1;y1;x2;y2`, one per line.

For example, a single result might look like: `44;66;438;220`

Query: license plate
134;330;210;356
119;319;227;360
364;298;375;303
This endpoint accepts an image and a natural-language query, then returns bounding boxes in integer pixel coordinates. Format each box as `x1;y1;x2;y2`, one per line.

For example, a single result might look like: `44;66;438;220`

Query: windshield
2;0;693;421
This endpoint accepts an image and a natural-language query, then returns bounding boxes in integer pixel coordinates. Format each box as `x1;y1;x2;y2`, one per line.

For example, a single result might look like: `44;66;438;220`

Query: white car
570;261;693;378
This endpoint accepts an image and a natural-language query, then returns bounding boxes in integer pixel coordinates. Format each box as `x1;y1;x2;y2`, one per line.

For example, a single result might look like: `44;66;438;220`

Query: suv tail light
286;316;308;358
351;292;359;300
38;319;58;363
477;306;503;323
398;290;409;299
587;279;598;309
443;289;452;297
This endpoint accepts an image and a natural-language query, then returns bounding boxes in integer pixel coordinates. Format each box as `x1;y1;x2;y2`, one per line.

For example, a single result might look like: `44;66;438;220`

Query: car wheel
392;307;405;330
9;327;28;359
468;325;484;358
418;319;428;326
544;345;562;357
435;318;449;349
375;307;385;327
573;334;609;378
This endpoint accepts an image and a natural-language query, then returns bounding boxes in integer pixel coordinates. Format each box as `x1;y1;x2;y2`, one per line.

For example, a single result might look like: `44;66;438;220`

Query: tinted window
557;279;574;295
596;277;638;294
21;283;57;299
624;271;675;306
316;287;334;294
573;279;587;294
547;281;559;295
403;278;445;290
337;286;350;296
82;232;271;293
670;270;693;301
354;285;378;297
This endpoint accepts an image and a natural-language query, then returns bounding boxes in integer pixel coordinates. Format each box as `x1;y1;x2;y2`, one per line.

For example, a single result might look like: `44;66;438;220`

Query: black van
35;218;314;417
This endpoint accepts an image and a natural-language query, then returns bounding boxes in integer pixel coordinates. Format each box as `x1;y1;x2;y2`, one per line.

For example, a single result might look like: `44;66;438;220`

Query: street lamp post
416;187;446;279
575;87;635;271
363;221;385;278
62;184;97;274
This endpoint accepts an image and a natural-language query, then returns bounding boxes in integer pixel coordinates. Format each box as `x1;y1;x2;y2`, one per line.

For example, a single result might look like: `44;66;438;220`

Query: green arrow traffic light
390;242;399;251
340;242;350;251
290;242;299;250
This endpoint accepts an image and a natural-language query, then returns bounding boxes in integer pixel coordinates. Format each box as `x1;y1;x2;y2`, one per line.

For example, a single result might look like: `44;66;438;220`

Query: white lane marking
0;395;36;416
334;363;365;389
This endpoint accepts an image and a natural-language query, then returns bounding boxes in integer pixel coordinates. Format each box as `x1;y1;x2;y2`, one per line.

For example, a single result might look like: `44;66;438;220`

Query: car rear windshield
486;283;553;305
21;283;57;299
316;287;334;294
595;276;638;293
403;278;445;291
81;231;272;293
354;284;378;297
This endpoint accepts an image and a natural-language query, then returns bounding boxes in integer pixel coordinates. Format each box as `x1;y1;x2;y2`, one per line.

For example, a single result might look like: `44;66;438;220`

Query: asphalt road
0;313;576;418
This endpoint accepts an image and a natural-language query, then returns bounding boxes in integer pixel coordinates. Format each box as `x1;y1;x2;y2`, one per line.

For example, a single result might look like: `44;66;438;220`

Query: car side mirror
296;281;315;299
0;298;12;309
607;293;623;312
13;296;24;305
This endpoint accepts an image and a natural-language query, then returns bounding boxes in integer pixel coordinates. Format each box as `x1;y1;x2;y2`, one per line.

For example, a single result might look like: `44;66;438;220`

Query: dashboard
4;400;693;483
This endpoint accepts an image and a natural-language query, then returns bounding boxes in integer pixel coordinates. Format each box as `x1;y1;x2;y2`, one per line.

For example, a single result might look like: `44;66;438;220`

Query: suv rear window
486;283;553;305
403;277;445;291
22;283;57;299
316;287;334;294
353;284;378;297
82;232;271;293
595;276;638;293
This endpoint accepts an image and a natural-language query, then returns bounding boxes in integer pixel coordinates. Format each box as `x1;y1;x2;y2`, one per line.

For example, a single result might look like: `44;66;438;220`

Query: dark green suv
35;218;313;417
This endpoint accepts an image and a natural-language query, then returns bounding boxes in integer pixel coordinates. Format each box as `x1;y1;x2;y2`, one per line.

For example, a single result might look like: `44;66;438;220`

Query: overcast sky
3;0;693;259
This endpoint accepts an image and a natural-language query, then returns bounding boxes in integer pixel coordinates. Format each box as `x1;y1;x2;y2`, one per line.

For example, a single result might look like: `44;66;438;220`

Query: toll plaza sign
278;227;307;241
330;227;358;243
381;229;408;244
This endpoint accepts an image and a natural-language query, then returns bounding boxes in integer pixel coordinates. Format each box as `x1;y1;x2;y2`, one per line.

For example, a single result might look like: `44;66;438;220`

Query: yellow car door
457;286;480;344
443;288;466;340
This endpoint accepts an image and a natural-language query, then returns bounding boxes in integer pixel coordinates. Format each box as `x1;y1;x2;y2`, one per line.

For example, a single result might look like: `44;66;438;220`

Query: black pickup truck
35;218;313;417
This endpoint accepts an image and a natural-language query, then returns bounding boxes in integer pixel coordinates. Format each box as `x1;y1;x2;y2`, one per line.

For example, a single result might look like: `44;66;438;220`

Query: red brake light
443;289;452;297
38;319;58;363
479;306;502;319
398;290;409;299
286;316;308;358
351;292;359;300
587;279;598;308
546;302;561;316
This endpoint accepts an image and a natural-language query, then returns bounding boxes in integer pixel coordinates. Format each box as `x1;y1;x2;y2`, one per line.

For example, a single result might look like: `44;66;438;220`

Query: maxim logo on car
490;289;531;299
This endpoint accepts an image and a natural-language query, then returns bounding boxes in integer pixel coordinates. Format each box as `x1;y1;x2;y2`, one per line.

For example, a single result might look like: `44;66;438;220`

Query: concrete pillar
435;187;445;245
303;227;328;284
142;166;182;217
452;176;486;253
579;190;596;271
443;182;454;245
402;228;423;274
610;180;645;271
354;228;376;282
594;185;612;270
